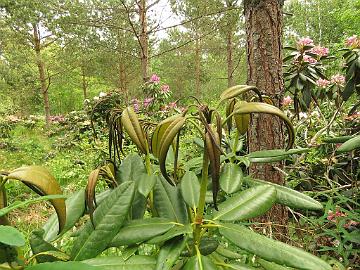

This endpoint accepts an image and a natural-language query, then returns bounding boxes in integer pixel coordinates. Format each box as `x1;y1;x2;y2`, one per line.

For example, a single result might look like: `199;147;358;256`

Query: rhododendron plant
316;78;330;88
282;96;293;106
331;74;346;86
149;73;160;83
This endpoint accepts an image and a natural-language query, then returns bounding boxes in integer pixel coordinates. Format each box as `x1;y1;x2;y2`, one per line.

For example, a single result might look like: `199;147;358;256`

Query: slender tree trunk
81;66;88;100
195;37;201;96
226;28;234;88
139;0;149;82
33;23;50;125
244;0;288;240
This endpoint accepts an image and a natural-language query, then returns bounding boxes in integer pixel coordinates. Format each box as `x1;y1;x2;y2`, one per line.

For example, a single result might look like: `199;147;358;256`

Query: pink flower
168;102;177;109
316;78;330;88
345;35;360;48
160;84;170;94
282;96;293;106
331;74;345;86
131;99;140;112
310;46;329;57
143;97;154;108
149;74;160;83
297;37;314;49
303;55;317;64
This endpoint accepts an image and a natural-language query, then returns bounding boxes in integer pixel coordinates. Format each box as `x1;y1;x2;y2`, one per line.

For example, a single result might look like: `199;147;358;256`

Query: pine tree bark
33;23;51;125
244;0;288;240
139;0;149;82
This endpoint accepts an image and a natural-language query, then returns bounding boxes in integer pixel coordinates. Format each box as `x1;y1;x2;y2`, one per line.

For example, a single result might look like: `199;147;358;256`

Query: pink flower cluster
297;37;314;49
160;84;170;94
149;74;160;83
310;46;329;57
161;102;178;112
327;209;359;229
345;35;360;48
330;74;345;86
49;115;65;123
316;78;330;88
131;99;140;112
303;55;317;64
143;97;154;108
282;96;293;106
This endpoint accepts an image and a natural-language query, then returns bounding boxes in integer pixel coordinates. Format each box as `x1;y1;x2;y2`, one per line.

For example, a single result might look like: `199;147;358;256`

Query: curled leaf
220;85;262;103
234;101;250;135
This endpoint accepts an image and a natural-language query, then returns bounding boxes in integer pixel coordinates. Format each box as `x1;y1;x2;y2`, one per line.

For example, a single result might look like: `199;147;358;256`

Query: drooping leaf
244;178;323;210
183;255;217;270
220;85;262;103
219;223;332;270
336;135;360;153
219;163;243;194
121;106;148;154
42;189;85;241
213;185;276;221
153;176;188;224
234;101;250;135
246;148;310;163
0;226;25;247
71;181;135;261
85;168;101;225
147;224;192;244
180;171;200;208
6;166;66;233
109;218;175;247
155;237;187;270
230;103;295;150
83;255;156;270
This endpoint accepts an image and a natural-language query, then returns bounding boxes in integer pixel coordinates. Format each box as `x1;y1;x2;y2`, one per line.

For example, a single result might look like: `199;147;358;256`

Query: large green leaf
118;154;146;183
219;223;332;270
336;135;360;153
30;230;61;263
220;85;262;103
153;177;188;224
213;185;276;221
155;237;187;270
83;255;156;270
147;224;192;244
109;218;175;247
42;189;86;241
180;171;200;208
0;226;25;247
6;166;66;233
71;181;135;261
183;255;217;270
244;178;323;210
258;258;294;270
246;149;310;163
138;174;157;197
219;163;243;194
25;262;99;270
230;102;295;150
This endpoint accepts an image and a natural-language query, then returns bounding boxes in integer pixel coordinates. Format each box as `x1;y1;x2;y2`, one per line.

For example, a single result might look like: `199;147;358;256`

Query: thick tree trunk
244;0;288;240
33;24;50;125
139;0;149;82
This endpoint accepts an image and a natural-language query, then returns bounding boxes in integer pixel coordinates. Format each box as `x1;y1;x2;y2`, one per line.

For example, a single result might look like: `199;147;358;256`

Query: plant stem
145;152;156;216
193;149;209;248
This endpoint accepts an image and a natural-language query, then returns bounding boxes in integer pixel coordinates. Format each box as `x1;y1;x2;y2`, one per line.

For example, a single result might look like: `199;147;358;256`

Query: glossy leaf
213;185;276;221
153;176;188;224
0;226;25;247
83;255;156;270
220;85;262;103
336;135;360;153
219;163;243;194
118;153;146;183
110;218;175;247
219;223;332;270
26;262;99;270
155;237;187;270
42;189;86;241
138;174;157;197
6;166;66;233
230;102;295;150
180;171;200;208
71;181;135;261
30;230;61;263
244;178;323;210
147;224;192;244
183;255;217;270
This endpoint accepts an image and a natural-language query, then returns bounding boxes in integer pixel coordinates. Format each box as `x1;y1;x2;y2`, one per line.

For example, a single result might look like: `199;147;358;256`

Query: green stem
145;152;157;216
193;149;209;249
